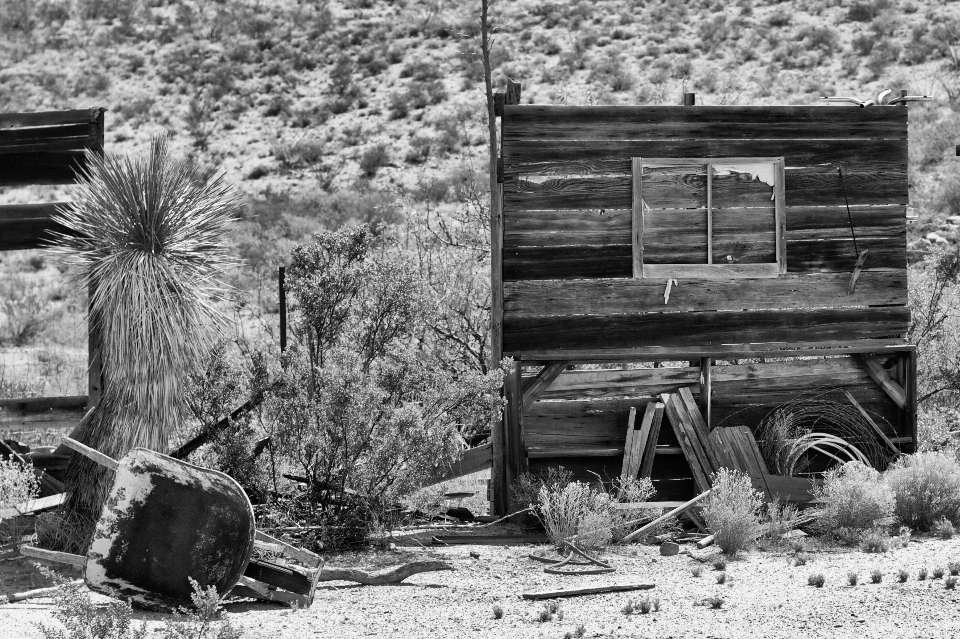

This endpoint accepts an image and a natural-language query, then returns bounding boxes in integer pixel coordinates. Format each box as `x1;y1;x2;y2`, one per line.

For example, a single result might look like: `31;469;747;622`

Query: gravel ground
3;533;960;639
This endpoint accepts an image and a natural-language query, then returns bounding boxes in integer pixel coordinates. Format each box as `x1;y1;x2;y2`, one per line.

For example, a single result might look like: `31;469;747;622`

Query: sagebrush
702;468;763;555
885;452;960;531
812;461;894;542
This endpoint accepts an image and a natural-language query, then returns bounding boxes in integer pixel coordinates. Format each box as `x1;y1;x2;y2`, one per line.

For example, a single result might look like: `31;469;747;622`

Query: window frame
631;156;786;279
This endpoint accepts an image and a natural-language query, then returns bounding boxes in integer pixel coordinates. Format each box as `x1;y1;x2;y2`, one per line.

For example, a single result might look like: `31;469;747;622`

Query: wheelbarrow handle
62;437;119;471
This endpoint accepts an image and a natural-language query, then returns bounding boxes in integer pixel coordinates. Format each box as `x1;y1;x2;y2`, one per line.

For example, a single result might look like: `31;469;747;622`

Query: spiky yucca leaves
45;135;240;551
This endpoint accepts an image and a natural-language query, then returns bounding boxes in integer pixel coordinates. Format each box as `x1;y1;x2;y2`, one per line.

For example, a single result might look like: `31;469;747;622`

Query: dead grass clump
860;529;891;553
808;573;825;587
812;462;894;543
537;481;612;551
870;569;883;584
935;517;956;540
702;468;763;555
898;569;909;582
886;452;960;531
847;571;858;586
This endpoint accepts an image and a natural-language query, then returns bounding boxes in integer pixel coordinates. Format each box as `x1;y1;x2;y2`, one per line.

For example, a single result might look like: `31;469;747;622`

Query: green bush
359;143;390;178
886;452;960;531
812;462;894;542
702;468;763;555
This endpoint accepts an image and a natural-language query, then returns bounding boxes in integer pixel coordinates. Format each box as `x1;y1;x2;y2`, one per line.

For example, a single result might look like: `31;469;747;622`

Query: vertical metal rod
279;266;287;352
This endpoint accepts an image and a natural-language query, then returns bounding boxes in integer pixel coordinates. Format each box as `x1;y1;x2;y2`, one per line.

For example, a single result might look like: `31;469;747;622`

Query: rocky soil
3;530;960;638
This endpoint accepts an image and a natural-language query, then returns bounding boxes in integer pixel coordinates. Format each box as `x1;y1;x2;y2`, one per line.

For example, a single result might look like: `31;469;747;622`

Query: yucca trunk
43;136;240;552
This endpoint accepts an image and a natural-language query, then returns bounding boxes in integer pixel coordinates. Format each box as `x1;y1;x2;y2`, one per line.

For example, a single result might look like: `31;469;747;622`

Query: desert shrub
36;568;148;639
808;573;825;587
0;275;56;346
275;225;504;549
847;0;892;21
886;452;960;531
860;529;890;553
812;462;895;542
847;571;858;586
607;476;657;542
935;517;956;539
0;457;39;552
359;143;390;178
702;468;763;555
537;481;613;550
760;499;799;543
870;569;883;584
512;466;574;513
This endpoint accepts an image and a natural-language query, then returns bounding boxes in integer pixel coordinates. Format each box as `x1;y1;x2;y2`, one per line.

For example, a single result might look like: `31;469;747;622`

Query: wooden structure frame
488;94;915;514
0;108;105;432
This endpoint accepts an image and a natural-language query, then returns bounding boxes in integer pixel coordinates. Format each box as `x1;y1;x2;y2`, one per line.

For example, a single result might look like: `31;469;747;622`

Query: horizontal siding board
502;105;907;140
504;271;907;316
787;205;905;238
504;208;631;247
529;366;700;401
0;108;102;129
787;236;906;271
501;139;907;176
504;170;907;211
503;245;631;280
503;307;910;353
0;217;76;251
0;151;89;187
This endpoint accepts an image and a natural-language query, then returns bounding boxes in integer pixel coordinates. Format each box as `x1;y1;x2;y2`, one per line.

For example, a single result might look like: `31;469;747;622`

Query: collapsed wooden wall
492;104;914;510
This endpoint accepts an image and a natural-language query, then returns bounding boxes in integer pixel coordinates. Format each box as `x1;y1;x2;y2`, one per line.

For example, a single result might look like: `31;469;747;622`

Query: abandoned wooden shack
488;89;915;514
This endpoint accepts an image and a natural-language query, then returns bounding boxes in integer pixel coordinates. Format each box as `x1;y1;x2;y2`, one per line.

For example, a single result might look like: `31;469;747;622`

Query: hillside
0;0;958;237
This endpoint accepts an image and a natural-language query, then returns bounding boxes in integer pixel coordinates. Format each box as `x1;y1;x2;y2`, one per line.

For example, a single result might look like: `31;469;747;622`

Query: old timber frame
489;96;915;514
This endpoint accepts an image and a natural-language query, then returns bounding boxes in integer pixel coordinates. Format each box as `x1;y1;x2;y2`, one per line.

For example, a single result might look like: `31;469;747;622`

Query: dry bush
885;452;960;531
537;481;612;551
702;468;763;555
812;462;895;542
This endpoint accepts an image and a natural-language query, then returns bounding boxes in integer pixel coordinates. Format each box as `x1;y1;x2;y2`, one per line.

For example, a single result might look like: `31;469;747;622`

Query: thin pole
279;266;287;352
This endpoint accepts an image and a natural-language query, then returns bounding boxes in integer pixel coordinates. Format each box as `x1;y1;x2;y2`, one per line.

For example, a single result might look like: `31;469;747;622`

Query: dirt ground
3;525;960;639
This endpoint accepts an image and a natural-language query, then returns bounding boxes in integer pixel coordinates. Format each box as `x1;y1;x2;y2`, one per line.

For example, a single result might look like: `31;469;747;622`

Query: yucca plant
45;135;240;551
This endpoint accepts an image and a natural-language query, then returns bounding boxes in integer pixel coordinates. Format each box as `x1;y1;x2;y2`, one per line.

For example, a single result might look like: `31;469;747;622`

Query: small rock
469;551;480;559
660;541;680;556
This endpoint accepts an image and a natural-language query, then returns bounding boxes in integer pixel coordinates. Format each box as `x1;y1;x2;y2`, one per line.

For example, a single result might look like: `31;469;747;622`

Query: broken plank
639;404;665;479
254;530;322;569
433;535;549;546
15;493;65;516
667;392;715;483
632;402;660;480
854;354;907;409
844;391;900;454
20;545;85;568
678;386;720;473
622;489;713;543
522;583;655;600
661;394;710;492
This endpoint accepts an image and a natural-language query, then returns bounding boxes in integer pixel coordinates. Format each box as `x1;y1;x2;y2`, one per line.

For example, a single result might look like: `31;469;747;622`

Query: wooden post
503;358;524;512
899;89;907;107
907;349;917;453
87;108;106;407
506;80;522;105
683;92;696;106
279;266;287;352
700;357;712;430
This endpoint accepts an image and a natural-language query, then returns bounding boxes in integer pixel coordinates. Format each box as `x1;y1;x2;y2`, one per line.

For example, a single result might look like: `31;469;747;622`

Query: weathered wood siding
500;105;909;356
0;108;104;251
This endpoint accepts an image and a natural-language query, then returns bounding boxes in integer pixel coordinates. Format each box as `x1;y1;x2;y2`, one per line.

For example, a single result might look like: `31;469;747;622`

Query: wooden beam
424;444;492;484
622;489;712;542
843;391;899;454
503;359;524;511
632;157;643;278
62;436;118;471
20;545;85;568
854;354;907;409
527;446;624;458
700;357;712;430
521;360;569;411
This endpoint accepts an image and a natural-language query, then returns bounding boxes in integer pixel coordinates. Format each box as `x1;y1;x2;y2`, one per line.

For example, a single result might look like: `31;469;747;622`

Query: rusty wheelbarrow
22;437;322;610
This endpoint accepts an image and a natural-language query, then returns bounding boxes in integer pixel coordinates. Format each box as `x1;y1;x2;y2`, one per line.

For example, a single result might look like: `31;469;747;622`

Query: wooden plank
518;341;913;363
20;545;86;567
0;151;90;187
844;391;900;454
639;403;664;479
643;263;779;279
244;558;314;596
700;358;712;430
786;236;906;273
491;163;505;516
526;366;699;402
503;360;524;509
62;436;119;471
522;583;656;600
503;306;910;354
660;393;710;492
854;354;907;409
668;391;716;480
522;361;569;411
502;105;907;140
627;403;658;480
528;446;624;458
632;157;643;278
503;244;631;280
254;531;322;569
0;121;97;144
622;488;713;542
621;407;640;479
524;398;658;448
424;444;492;486
504;208;631;247
0;108;104;129
502;139;907;177
504;271;907;317
15;493;65;516
0;395;88;412
434;534;549;546
678;386;717;476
